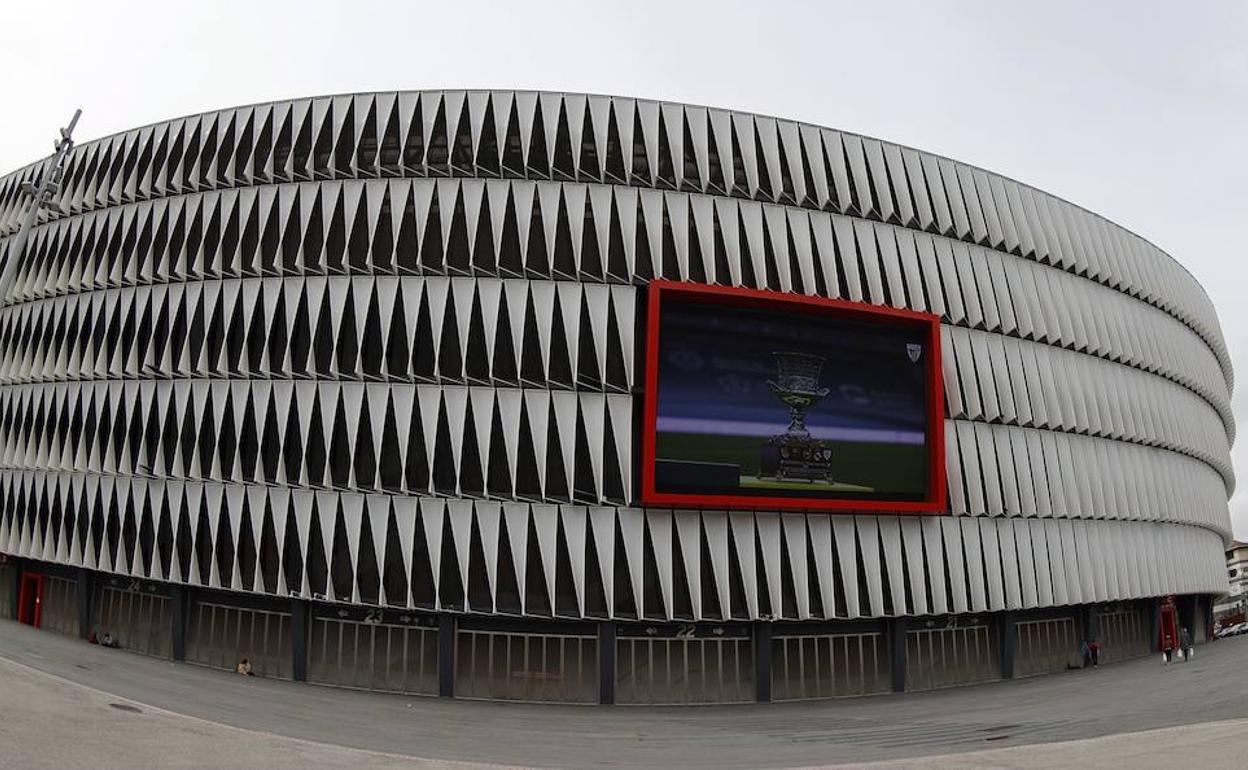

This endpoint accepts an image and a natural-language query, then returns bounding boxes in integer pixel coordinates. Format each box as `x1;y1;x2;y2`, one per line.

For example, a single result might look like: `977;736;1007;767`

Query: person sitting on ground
100;631;119;649
236;658;254;676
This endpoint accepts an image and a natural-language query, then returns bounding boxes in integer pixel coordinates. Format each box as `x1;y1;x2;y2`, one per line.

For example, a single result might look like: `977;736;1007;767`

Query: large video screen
642;282;944;512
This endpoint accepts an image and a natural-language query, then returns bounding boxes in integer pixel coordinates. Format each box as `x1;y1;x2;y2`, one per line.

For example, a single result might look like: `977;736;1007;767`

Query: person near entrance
1179;627;1193;661
1079;639;1101;668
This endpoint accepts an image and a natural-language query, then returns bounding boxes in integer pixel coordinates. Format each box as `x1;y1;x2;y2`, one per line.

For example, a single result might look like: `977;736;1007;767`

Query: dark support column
598;621;616;705
7;559;21;621
1151;599;1162;653
1204;596;1215;642
170;585;188;662
754;621;772;703
76;569;94;640
1084;605;1099;643
1000;611;1017;680
889;618;908;693
290;599;310;682
438;614;455;697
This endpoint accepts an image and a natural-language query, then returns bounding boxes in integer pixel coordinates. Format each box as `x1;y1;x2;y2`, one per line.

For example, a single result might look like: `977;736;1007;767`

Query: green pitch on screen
655;432;927;495
738;476;873;492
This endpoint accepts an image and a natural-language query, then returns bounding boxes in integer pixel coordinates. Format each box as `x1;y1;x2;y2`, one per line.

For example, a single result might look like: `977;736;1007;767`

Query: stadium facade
0;90;1233;704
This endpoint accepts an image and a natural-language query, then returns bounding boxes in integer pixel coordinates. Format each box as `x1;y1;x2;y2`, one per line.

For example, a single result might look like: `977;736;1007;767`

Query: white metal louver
0;90;1231;625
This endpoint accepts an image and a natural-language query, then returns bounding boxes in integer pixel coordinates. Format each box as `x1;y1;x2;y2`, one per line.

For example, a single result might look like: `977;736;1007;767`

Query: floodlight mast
0;108;83;305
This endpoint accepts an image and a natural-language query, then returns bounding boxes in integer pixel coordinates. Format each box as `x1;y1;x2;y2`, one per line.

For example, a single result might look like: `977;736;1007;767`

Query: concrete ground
2;620;1248;769
0;656;452;769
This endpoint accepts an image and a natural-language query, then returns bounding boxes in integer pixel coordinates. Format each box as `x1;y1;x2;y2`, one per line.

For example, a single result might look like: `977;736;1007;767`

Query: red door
17;573;43;628
1159;598;1178;652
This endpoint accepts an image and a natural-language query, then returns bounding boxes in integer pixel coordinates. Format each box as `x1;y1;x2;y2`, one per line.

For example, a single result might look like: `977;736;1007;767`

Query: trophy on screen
759;352;835;482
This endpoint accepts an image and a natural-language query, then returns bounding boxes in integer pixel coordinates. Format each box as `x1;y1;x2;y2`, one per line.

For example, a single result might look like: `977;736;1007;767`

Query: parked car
1215;623;1247;638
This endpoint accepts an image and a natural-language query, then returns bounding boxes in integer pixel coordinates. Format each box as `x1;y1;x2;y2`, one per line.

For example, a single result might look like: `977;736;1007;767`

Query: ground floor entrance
0;555;1213;705
17;572;42;627
4;611;1247;769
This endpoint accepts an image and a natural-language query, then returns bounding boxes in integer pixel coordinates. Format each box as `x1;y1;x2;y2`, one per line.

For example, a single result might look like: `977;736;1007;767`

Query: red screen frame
641;280;946;513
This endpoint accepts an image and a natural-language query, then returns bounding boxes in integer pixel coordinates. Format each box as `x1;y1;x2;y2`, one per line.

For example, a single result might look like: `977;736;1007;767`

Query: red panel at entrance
1159;597;1178;652
17;573;43;628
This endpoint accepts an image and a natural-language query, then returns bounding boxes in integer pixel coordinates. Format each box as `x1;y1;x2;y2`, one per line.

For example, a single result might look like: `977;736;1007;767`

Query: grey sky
4;0;1245;535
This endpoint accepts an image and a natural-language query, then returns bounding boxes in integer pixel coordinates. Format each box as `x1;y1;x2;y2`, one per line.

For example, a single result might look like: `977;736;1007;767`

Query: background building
1214;541;1248;625
0;90;1233;704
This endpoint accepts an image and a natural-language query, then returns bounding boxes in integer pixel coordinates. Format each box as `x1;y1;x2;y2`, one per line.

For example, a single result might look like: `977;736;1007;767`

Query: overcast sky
3;0;1246;535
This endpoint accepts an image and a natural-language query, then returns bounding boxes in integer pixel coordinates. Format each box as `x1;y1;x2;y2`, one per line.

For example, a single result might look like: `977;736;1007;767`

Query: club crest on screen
906;343;922;363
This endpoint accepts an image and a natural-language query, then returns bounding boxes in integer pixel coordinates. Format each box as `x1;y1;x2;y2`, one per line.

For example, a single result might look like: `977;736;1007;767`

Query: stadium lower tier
1;557;1213;704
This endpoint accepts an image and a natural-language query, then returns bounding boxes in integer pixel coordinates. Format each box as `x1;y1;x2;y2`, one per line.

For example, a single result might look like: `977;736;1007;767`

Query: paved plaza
2;621;1248;768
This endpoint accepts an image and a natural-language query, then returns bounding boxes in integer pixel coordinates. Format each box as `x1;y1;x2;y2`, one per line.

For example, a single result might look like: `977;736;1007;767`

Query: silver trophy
760;352;834;481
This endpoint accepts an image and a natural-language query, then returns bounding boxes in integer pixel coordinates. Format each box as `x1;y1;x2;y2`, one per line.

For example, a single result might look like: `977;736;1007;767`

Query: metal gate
185;600;293;679
455;627;599;704
905;621;1000;691
91;582;173;659
1014;616;1080;677
39;575;79;637
1192;603;1207;644
1097;605;1151;664
772;631;889;700
616;631;754;704
309;616;438;695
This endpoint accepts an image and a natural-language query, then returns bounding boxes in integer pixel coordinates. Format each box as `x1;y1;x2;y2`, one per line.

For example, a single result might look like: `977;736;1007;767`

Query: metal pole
0;108;82;304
